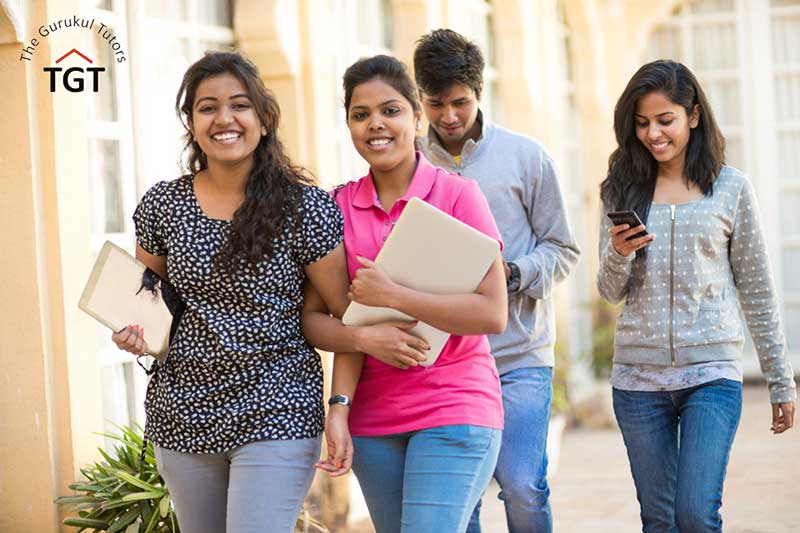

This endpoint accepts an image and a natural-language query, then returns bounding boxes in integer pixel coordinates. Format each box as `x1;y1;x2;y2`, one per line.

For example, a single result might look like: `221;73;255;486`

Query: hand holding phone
606;210;654;256
607;210;648;240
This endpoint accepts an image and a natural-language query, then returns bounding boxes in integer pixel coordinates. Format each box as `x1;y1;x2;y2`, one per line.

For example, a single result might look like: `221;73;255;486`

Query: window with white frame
83;0;142;439
770;0;800;365
645;0;800;372
83;0;234;436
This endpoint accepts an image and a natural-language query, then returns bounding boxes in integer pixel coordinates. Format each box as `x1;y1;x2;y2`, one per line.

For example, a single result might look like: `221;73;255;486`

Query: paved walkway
348;384;798;532
478;384;798;532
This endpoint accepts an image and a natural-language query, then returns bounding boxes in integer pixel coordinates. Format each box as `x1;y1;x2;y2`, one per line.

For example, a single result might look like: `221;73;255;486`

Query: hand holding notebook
79;241;173;362
342;197;500;366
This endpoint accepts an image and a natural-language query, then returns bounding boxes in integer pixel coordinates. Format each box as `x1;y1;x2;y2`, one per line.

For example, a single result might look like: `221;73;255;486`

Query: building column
391;0;431;69
235;0;308;165
0;1;104;531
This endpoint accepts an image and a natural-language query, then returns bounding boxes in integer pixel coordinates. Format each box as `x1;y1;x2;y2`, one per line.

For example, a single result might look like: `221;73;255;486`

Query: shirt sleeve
452;178;503;249
597;201;635;304
296;185;345;265
729;178;796;404
132;181;170;256
512;150;581;298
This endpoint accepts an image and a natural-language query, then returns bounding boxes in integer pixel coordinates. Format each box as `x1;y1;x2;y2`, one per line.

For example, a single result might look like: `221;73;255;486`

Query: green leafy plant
551;338;571;415
57;424;328;533
587;298;622;379
56;423;176;533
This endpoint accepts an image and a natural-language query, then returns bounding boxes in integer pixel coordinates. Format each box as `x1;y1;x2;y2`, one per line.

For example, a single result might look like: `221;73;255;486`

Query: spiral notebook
78;241;172;361
341;197;500;366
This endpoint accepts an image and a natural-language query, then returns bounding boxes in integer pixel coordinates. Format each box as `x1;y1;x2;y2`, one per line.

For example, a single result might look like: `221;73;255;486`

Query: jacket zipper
669;204;676;366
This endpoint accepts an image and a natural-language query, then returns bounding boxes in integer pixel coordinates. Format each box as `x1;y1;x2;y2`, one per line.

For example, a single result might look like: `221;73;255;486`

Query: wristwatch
328;394;352;408
507;262;521;292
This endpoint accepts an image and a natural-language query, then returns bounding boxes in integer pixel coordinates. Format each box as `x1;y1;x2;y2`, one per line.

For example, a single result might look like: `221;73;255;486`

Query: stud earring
261;126;267;136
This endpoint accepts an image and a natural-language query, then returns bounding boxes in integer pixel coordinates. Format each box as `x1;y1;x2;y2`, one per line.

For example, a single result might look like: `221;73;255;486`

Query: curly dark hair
600;60;725;261
413;29;485;98
176;51;311;270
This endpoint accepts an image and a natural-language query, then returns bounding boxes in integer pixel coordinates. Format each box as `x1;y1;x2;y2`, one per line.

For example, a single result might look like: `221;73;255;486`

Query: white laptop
342;196;500;366
79;241;172;361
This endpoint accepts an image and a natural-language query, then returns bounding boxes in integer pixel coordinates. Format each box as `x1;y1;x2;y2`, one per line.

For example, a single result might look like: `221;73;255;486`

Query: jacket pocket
510;296;537;338
615;304;659;346
697;300;742;343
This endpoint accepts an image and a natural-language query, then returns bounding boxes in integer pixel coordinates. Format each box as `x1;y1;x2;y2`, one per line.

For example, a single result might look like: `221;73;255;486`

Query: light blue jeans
154;437;321;533
467;366;553;533
352;424;501;533
613;378;742;533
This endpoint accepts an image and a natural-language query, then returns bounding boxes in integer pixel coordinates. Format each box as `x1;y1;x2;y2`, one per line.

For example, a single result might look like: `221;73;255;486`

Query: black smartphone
607;210;648;240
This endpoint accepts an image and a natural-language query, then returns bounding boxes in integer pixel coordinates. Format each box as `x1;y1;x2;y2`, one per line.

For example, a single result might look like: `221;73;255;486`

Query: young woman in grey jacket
598;60;796;532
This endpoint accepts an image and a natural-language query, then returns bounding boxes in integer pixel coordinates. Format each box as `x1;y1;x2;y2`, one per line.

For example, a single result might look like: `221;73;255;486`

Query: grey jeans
154;437;321;533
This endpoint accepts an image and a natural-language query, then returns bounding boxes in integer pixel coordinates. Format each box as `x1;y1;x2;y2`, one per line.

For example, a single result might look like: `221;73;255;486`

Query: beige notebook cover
342;197;500;366
79;241;172;361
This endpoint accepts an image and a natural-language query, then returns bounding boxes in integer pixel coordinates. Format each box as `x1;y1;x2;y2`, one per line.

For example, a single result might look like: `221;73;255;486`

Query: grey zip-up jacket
598;167;796;403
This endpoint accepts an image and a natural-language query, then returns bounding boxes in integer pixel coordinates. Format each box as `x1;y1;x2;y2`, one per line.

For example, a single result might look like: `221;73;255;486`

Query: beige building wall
0;0;697;530
1;0;104;531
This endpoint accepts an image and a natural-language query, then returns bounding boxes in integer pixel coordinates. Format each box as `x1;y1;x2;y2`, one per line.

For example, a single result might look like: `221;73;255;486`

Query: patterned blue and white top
133;175;343;453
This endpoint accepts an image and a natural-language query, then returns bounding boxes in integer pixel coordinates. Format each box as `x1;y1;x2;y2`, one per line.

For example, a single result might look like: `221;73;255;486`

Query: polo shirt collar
351;151;438;209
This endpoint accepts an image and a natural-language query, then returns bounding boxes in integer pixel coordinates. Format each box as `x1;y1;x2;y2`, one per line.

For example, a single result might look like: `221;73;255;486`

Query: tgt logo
44;48;105;93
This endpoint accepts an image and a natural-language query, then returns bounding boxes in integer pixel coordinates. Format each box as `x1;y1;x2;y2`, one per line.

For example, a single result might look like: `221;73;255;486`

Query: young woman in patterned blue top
598;60;796;532
111;52;352;533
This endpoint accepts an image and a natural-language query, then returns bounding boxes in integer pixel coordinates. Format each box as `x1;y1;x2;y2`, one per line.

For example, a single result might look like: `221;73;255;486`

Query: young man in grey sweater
414;29;580;533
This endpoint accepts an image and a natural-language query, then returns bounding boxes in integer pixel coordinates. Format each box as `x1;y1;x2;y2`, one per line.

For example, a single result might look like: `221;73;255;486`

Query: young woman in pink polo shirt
301;55;507;533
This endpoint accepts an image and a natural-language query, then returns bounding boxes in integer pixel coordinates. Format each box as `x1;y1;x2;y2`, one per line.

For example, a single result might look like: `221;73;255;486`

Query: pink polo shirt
332;152;504;437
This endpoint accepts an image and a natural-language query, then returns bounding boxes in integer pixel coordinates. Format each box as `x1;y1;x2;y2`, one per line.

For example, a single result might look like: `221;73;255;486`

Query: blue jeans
613;378;742;533
467;366;553;533
352;424;501;533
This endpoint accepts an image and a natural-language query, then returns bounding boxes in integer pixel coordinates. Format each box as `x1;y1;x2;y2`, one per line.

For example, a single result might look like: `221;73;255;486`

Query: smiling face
420;82;481;156
189;73;264;169
635;90;699;172
347;78;420;174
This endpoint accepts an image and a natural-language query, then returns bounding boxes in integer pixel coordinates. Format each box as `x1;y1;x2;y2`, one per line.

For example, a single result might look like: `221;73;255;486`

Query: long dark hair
343;55;421;115
600;60;725;228
176;51;311;269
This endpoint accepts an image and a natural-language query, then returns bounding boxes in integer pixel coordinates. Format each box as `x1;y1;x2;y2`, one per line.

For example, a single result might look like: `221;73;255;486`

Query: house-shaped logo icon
44;48;105;92
55;48;93;64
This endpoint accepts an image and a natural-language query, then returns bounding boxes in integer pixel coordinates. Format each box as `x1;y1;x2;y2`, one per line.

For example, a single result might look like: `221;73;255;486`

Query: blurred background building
2;0;798;530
